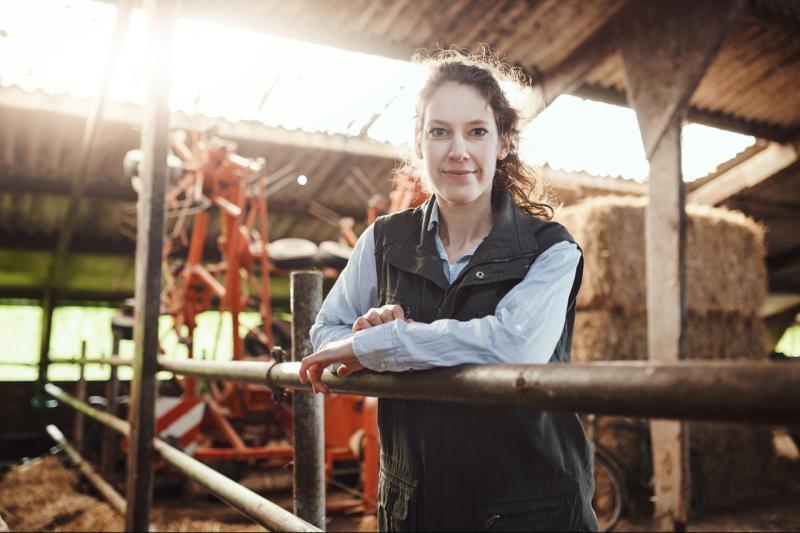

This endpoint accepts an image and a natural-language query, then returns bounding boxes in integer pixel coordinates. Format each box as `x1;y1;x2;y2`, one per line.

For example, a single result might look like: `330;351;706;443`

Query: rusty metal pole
45;384;321;533
35;289;55;400
47;424;127;515
290;271;325;530
126;0;175;530
101;331;122;479
73;341;87;454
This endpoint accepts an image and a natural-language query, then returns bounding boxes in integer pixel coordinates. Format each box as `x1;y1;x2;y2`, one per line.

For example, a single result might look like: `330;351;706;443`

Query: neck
435;192;495;251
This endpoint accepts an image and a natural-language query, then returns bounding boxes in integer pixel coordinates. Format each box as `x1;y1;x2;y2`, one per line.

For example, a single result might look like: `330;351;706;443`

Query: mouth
441;170;477;177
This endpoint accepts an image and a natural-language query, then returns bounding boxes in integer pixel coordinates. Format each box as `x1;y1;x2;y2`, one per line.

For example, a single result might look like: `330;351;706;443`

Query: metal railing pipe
156;358;267;383
290;271;325;530
263;360;800;425
46;424;127;515
44;384;321;532
81;358;800;424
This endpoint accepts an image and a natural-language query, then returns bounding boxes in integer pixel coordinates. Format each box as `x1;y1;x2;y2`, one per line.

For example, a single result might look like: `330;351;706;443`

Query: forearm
352;241;580;372
353;314;560;371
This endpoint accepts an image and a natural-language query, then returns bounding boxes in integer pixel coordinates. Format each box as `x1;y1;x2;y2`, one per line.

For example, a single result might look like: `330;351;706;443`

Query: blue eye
429;127;447;137
471;127;488;137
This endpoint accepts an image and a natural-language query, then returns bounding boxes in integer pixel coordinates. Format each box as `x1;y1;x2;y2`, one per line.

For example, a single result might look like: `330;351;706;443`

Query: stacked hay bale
557;195;780;512
0;455;267;531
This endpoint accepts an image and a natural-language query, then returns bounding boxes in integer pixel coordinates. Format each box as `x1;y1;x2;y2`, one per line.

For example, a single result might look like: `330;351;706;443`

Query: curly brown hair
411;48;553;220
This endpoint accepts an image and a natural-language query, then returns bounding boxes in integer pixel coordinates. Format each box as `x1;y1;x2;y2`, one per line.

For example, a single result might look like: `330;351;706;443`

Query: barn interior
1;0;800;532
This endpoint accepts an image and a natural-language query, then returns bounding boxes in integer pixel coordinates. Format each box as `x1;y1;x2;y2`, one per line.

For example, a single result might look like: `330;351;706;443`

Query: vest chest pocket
474;485;581;532
377;471;418;532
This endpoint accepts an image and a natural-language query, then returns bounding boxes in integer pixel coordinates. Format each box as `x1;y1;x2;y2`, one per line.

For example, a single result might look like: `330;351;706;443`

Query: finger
364;309;382;326
336;364;354;377
406;318;414;323
387;305;406;321
298;358;310;384
308;364;329;395
378;309;395;323
353;317;371;333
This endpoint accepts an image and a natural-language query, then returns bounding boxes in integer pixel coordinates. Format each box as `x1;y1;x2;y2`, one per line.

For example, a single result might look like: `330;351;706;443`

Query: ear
497;135;510;161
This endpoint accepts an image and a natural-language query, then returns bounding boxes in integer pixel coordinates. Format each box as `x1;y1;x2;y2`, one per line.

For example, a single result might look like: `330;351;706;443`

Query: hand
353;304;413;333
298;337;363;395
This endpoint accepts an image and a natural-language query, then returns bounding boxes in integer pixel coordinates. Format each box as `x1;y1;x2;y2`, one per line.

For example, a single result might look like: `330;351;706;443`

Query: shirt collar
427;201;440;232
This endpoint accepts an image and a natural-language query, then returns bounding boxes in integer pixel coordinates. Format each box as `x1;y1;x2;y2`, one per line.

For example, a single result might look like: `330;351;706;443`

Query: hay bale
556;196;767;316
155;517;267;531
53;502;123;532
573;310;768;362
559;197;781;512
0;456;96;531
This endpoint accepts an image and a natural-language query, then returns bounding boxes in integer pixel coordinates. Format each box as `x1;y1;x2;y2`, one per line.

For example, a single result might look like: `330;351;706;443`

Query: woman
299;52;597;531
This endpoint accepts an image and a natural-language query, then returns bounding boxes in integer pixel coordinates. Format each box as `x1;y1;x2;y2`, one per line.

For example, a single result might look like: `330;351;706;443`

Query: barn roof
0;0;797;309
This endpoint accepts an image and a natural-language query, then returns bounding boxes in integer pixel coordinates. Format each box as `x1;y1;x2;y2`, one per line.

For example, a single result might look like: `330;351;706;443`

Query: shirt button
475;270;485;279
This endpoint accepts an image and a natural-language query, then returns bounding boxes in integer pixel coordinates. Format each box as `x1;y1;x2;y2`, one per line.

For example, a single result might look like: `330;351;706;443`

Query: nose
448;134;469;161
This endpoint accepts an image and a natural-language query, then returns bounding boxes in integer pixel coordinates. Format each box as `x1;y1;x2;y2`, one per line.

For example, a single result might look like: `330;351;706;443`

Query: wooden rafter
538;9;623;106
689;142;800;205
573;83;798;143
0;86;399;161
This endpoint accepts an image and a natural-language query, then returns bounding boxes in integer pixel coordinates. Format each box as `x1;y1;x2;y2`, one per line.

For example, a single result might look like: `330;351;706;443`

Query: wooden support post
36;289;55;396
73;340;88;454
618;1;745;529
125;0;175;530
101;332;122;480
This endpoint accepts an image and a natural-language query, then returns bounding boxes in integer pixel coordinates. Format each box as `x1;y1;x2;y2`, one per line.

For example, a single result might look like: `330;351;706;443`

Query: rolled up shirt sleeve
309;224;379;352
352;241;581;372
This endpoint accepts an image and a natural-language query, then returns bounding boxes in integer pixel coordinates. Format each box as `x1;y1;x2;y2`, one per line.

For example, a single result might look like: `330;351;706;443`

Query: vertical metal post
73;340;88;454
101;332;122;479
36;289;55;395
125;0;175;530
290;271;325;530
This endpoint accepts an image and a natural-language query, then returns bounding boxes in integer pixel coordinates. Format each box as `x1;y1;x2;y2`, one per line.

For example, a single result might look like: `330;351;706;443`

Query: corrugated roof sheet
0;0;756;182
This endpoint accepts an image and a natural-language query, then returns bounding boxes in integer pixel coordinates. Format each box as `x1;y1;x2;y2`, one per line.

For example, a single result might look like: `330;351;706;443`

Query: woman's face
419;82;508;207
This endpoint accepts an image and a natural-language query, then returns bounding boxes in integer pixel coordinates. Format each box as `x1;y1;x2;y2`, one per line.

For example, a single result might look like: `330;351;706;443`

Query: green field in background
0;305;267;381
1;305;798;381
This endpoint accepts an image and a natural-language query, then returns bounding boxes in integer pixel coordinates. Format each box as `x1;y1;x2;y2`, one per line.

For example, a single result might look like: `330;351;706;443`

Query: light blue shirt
310;203;582;372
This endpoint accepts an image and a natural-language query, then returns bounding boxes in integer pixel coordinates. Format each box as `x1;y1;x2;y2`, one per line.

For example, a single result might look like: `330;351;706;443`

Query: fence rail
85;357;798;425
43;269;800;531
44;383;321;532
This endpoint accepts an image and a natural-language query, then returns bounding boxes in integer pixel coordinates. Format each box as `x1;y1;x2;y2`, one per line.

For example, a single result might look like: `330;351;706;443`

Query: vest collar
385;191;540;291
417;191;539;262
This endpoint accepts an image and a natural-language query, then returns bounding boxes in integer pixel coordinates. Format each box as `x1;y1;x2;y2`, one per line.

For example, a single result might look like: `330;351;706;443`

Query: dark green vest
372;192;597;532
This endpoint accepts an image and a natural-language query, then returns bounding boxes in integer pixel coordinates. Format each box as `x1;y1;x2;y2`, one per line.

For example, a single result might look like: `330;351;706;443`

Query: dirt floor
1;454;798;532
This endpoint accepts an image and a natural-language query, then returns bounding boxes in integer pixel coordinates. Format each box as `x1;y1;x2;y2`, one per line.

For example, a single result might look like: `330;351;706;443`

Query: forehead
423;82;494;124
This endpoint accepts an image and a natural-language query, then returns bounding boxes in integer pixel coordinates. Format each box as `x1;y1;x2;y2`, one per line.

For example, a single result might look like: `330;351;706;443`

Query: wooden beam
0;174;137;201
539;12;621;106
125;0;175;530
620;0;746;159
618;0;746;529
689;142;799;205
0;86;399;160
573;83;797;143
538;165;645;196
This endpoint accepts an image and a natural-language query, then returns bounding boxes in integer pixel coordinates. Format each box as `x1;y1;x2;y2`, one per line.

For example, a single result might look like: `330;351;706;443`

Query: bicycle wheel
593;448;626;532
